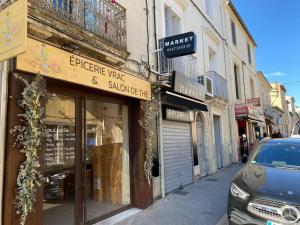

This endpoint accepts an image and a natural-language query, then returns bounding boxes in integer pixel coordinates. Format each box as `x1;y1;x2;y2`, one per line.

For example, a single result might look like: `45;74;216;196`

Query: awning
163;91;208;112
266;118;279;126
236;115;264;123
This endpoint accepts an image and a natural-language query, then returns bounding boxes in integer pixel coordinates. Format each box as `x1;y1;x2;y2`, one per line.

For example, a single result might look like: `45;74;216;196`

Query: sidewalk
116;163;242;225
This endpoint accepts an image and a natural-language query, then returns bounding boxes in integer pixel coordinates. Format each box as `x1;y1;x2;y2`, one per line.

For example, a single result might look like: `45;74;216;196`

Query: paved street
116;164;242;225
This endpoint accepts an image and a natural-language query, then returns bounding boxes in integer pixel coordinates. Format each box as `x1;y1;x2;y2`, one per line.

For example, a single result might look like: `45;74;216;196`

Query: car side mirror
241;155;248;164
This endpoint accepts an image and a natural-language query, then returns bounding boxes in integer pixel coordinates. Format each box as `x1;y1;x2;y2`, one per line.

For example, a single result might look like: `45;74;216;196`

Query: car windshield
251;143;300;168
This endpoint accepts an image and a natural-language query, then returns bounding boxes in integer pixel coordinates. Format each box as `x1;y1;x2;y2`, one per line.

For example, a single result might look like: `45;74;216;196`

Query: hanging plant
139;101;155;186
11;74;47;225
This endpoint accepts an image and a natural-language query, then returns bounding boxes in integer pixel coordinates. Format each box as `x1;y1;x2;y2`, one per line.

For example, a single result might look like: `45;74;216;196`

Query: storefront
160;74;208;193
3;38;153;225
235;102;265;157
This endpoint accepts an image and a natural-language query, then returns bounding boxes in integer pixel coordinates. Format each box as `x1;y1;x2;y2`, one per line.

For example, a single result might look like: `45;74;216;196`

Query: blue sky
233;0;300;106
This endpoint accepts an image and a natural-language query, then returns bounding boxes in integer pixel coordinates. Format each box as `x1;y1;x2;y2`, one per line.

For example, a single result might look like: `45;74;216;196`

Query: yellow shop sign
0;0;27;62
16;38;151;101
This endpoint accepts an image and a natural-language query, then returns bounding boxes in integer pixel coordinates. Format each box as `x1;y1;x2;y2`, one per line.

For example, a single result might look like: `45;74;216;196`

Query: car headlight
231;183;250;200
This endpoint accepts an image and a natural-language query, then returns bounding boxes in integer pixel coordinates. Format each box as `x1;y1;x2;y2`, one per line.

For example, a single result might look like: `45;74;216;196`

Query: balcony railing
205;71;228;101
159;39;198;79
4;0;126;50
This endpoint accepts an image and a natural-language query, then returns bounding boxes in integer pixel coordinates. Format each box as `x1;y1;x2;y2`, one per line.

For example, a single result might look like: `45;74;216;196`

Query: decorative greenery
11;75;47;225
139;101;155;186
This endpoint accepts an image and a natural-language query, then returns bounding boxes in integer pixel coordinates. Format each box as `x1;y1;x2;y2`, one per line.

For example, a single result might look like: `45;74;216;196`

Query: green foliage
139;101;155;186
11;75;47;225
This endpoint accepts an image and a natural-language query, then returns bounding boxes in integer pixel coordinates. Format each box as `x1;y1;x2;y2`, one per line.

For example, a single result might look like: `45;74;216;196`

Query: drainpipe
153;0;159;71
145;0;151;79
157;93;165;198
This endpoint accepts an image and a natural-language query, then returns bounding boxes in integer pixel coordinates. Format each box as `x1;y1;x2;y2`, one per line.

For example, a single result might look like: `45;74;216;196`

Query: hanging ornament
112;0;116;4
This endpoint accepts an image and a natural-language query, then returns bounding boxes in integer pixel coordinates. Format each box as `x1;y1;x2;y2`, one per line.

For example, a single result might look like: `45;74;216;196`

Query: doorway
213;115;222;169
42;92;131;225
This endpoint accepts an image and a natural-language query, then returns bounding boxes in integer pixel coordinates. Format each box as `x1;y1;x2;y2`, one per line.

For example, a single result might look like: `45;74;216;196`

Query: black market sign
164;108;194;122
173;74;206;101
163;32;197;58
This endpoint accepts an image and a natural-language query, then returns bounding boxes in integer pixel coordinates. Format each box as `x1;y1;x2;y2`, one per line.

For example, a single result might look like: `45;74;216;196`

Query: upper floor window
205;0;213;19
234;64;240;99
247;44;252;64
164;6;182;36
208;47;217;72
231;20;237;46
250;78;255;98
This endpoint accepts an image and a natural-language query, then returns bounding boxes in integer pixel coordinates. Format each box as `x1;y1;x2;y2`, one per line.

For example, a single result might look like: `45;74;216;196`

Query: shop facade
160;73;208;194
3;38;153;225
235;101;265;157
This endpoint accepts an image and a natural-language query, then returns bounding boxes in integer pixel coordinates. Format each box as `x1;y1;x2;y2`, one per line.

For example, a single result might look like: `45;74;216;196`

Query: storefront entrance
43;90;131;225
3;41;153;224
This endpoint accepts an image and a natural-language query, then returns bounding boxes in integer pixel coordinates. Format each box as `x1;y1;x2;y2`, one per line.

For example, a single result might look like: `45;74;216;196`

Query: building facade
257;71;274;136
224;1;264;157
1;0;156;225
286;96;300;134
2;0;298;225
153;0;235;197
270;83;289;137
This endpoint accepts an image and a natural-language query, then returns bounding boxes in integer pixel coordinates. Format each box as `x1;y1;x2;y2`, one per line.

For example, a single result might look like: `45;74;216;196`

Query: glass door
84;99;130;222
43;94;76;225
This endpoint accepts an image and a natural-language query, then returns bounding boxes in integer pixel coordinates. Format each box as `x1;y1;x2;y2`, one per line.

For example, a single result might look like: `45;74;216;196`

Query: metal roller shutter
162;120;193;193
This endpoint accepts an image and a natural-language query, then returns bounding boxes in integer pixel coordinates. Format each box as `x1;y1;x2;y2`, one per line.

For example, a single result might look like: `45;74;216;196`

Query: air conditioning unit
199;75;214;99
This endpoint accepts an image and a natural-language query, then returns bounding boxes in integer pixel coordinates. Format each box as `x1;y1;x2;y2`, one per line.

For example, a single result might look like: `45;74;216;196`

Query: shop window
43;94;76;225
42;95;130;225
85;100;130;222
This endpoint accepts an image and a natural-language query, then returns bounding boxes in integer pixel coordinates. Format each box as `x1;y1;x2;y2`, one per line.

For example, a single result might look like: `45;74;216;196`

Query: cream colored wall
156;0;227;77
155;0;233;174
208;106;232;173
270;84;284;111
270;84;291;136
117;0;157;79
257;74;272;110
223;1;259;159
0;61;8;225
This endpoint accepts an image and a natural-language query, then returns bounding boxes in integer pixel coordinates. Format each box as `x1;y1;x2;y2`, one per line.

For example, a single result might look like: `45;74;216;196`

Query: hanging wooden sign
0;0;27;62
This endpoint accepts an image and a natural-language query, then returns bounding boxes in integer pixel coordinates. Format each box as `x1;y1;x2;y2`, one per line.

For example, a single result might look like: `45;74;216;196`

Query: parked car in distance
228;138;300;225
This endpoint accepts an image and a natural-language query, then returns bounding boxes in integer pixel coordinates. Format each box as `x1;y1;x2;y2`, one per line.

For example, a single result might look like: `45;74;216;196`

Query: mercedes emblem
281;206;300;224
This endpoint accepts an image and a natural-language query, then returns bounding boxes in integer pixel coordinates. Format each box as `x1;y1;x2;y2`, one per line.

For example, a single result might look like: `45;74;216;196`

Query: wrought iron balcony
159;39;199;79
205;71;228;101
29;0;127;50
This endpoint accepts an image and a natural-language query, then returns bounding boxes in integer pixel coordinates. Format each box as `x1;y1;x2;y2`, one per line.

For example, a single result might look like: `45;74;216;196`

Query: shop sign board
235;103;248;116
247;98;260;107
163;32;197;58
0;0;27;62
165;108;194;122
16;38;151;101
235;103;265;122
174;74;206;101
